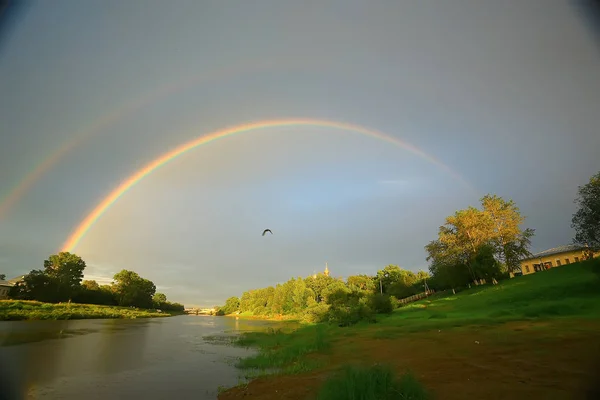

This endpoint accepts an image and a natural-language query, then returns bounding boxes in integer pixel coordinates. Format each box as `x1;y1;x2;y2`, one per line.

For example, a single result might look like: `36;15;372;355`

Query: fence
397;290;436;305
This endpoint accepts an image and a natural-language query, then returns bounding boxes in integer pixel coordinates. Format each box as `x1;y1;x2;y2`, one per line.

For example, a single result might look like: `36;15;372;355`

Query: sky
0;0;599;307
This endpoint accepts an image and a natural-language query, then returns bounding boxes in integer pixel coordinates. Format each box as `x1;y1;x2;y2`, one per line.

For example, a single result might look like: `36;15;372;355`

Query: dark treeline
218;194;544;326
8;252;184;312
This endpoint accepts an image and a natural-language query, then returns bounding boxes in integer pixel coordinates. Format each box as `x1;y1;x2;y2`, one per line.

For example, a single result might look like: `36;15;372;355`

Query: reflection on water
0;316;289;400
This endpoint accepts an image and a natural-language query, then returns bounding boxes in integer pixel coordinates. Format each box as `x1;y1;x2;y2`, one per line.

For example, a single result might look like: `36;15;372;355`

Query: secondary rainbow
60;118;476;252
0;56;321;220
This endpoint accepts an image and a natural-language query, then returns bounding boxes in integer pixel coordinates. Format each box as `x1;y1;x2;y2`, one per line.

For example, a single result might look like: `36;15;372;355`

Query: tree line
217;263;431;326
215;193;540;325
8;252;184;312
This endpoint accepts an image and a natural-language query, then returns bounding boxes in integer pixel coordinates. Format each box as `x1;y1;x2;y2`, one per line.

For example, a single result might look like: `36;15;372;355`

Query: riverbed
0;316;289;400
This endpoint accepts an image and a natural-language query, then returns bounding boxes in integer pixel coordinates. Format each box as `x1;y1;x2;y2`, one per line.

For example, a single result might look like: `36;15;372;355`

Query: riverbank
224;313;300;322
0;300;173;320
219;262;600;399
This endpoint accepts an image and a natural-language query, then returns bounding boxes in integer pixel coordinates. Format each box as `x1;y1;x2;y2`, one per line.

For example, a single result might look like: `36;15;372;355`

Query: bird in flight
262;229;273;236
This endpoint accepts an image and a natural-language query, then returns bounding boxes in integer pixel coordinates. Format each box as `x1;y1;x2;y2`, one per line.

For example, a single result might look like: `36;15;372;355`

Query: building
0;275;25;300
520;245;597;275
312;263;330;279
0;281;12;299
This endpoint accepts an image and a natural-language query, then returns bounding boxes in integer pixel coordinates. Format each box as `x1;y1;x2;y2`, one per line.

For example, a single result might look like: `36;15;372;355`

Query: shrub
328;303;375;327
303;303;330;323
370;293;394;314
317;364;430;400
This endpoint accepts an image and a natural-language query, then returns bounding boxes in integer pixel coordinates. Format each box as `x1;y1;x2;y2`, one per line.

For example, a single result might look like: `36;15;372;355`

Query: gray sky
1;0;599;307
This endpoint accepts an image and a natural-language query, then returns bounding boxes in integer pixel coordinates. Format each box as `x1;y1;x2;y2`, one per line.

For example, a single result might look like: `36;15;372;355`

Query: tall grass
235;324;330;374
317;364;430;400
0;300;169;320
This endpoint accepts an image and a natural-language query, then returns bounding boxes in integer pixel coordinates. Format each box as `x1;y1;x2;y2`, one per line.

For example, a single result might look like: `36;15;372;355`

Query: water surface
0;316;289;400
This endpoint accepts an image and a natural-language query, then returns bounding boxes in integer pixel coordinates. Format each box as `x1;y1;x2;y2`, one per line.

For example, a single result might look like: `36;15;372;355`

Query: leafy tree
471;244;503;281
305;274;336;303
572;171;600;254
82;280;100;291
0;274;5;280
112;270;156;308
426;194;534;283
43;252;86;301
346;275;376;294
153;293;167;304
220;296;240;315
481;195;535;272
10;270;57;302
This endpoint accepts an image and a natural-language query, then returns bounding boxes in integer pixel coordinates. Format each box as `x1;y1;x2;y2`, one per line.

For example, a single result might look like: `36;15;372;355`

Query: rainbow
60;118;476;252
0;56;329;220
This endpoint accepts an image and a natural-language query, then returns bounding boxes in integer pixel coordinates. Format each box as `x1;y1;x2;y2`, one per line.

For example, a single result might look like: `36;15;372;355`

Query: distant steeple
324;262;330;277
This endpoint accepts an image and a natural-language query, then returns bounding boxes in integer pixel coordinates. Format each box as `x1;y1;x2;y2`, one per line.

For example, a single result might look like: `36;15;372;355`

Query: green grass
371;259;600;334
234;324;331;374
316;364;430;400
0;300;172;320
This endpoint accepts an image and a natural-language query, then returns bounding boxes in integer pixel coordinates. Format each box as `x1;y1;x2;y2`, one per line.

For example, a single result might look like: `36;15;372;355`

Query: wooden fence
397;290;436;305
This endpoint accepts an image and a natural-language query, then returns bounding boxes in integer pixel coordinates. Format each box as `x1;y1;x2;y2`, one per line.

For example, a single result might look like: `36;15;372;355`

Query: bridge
184;307;217;315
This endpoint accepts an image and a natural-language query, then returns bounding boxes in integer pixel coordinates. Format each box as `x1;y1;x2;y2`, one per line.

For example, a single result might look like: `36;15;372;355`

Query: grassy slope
0;300;172;320
220;260;600;399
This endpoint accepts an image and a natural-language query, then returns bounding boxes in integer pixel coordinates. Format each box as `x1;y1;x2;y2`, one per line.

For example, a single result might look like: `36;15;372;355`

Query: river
0;316;291;400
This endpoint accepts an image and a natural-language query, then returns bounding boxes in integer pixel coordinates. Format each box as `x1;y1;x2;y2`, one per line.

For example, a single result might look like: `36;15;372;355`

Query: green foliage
370;293;394;314
112;270;156;308
0;274;5;280
219;296;241;315
317;365;430;400
153;293;167;304
378;258;600;334
0;300;170;321
224;266;431;326
235;324;330;374
572;171;600;252
471;244;503;281
7;253;183;313
302;302;330;323
426;194;535;285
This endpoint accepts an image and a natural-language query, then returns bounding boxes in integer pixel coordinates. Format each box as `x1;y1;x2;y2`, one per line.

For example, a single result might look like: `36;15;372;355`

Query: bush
328;303;375;327
303;303;330;323
317;364;430;400
370;293;394;314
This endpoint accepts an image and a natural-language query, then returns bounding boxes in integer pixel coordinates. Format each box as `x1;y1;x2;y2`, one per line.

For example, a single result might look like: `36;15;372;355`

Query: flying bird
262;229;272;236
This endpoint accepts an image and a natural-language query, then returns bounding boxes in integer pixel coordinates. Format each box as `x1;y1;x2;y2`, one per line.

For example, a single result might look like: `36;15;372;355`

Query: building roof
522;244;585;261
0;280;13;287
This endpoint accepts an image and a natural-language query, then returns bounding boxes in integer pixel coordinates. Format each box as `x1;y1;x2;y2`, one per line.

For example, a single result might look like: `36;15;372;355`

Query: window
575;257;580;263
556;259;562;266
565;258;570;264
525;265;530;273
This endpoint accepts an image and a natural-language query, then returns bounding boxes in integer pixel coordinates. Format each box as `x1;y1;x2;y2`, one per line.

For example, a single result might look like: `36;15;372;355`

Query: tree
481;195;535;272
82;280;100;291
426;195;534;283
112;270;156;308
9;270;57;302
346;275;376;294
153;293;167;304
43;252;86;301
471;244;503;281
220;296;241;315
0;274;5;280
572;171;600;254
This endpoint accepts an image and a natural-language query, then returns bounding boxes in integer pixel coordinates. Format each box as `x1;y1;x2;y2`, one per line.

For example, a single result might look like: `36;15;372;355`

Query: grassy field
219;259;600;399
0;300;173;320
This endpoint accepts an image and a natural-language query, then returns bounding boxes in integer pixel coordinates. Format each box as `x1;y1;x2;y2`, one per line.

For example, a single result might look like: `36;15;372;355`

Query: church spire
324;262;330;277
